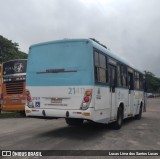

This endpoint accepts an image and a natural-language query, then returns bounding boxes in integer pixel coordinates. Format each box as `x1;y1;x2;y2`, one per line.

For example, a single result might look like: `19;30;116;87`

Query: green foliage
0;112;25;118
0;35;27;63
144;71;160;93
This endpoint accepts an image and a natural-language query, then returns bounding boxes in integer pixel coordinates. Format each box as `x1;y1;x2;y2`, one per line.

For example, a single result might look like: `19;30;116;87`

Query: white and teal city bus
25;39;146;129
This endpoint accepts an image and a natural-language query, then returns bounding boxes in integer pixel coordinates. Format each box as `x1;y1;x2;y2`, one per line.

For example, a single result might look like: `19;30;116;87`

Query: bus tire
114;106;123;130
65;118;83;126
135;104;142;120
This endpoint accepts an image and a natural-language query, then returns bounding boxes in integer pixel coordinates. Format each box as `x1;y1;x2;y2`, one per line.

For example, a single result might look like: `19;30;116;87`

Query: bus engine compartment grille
6;82;24;94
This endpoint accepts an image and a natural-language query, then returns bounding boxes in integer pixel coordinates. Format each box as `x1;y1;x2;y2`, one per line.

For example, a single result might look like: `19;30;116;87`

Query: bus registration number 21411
68;88;86;95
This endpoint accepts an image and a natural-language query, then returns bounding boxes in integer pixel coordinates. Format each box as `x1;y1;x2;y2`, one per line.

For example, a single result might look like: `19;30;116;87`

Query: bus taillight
26;90;34;108
85;91;91;96
26;90;31;102
84;97;89;102
81;90;92;110
27;95;31;102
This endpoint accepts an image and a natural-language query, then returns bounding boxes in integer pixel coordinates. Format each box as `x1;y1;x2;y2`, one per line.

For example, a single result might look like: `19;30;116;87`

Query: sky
0;0;160;77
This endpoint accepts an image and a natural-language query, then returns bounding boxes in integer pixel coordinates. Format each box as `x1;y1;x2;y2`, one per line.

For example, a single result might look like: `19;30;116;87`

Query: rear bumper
25;106;94;121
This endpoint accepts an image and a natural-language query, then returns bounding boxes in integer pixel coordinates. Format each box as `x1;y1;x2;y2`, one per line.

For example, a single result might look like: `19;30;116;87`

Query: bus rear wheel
135;105;142;120
65;118;83;126
114;106;123;130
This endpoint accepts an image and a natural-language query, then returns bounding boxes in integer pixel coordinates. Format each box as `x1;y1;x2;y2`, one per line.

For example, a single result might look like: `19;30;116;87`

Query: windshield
27;40;94;86
3;60;27;76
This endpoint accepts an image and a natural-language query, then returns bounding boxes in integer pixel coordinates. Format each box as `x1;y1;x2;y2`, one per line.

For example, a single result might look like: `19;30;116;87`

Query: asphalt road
0;98;160;159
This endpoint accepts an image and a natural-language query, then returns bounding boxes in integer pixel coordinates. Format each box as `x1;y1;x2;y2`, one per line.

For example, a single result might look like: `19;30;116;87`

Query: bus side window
134;72;140;90
118;64;127;88
94;51;108;84
94;51;99;67
117;65;121;87
128;72;134;90
139;74;144;90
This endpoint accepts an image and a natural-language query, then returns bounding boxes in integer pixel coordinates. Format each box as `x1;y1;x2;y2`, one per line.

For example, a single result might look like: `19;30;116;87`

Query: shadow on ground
37;117;140;141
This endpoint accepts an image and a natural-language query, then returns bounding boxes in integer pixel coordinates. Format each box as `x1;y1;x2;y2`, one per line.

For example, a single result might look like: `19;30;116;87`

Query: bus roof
29;38;143;74
89;39;144;74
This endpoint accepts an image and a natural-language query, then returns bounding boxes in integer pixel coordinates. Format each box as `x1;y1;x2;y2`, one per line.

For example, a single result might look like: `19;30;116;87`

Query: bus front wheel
65;118;83;126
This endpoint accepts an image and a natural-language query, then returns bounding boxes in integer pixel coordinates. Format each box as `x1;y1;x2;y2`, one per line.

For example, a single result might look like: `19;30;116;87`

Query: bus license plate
51;99;62;103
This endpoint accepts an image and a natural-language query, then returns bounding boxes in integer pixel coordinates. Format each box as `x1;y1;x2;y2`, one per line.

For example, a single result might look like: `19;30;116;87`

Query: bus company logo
2;151;11;156
1;151;42;157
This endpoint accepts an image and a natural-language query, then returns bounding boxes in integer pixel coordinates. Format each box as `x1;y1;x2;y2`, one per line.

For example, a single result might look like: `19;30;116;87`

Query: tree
0;35;27;63
144;71;160;93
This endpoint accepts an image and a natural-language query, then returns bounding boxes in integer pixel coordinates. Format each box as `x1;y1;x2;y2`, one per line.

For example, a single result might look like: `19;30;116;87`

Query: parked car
147;93;154;98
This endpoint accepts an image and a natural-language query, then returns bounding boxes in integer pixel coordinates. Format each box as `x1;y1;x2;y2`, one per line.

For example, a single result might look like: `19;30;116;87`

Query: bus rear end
25;39;95;122
2;60;27;112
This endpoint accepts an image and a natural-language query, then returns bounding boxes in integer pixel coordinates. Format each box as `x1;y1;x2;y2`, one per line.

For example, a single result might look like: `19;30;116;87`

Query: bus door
109;65;116;120
128;71;134;115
